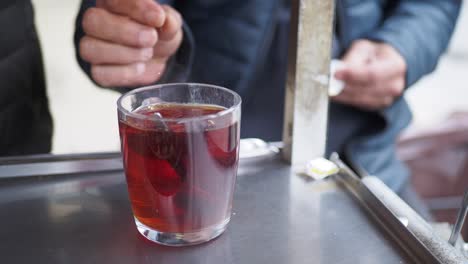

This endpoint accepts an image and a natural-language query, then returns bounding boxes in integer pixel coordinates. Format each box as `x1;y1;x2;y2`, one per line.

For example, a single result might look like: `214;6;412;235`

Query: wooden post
282;0;335;172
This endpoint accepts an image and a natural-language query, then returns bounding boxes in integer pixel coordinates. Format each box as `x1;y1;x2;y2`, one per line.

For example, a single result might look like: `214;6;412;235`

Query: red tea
119;103;239;233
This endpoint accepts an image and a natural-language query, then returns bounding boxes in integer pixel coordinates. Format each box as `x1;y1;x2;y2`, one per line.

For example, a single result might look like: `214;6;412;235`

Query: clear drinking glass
117;83;241;246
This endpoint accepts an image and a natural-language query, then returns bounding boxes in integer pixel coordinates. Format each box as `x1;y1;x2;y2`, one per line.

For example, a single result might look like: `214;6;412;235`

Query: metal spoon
153;112;169;131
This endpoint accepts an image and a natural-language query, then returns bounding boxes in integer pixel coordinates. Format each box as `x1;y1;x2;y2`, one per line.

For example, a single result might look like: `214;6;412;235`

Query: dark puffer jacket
0;0;53;156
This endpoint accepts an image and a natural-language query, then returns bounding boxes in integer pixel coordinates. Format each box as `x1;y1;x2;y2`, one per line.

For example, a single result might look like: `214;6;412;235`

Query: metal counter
0;153;462;263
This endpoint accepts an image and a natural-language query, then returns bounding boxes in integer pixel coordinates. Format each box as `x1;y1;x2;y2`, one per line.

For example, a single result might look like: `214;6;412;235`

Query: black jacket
0;0;52;156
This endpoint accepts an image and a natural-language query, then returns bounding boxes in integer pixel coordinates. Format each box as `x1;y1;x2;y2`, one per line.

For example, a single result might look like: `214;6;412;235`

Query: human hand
79;0;183;87
332;40;407;110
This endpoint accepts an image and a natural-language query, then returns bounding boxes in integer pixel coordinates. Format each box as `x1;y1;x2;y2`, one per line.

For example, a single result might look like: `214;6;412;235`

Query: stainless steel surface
0;157;123;179
331;155;467;263
449;190;468;246
0;139;279;179
362;177;467;263
0;152;121;165
282;0;334;168
0;155;419;263
331;156;442;263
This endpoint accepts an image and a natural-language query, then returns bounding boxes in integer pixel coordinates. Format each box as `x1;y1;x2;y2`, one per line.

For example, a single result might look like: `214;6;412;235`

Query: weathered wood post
282;0;335;172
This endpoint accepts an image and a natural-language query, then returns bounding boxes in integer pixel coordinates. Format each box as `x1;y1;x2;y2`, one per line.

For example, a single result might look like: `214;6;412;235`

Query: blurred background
32;0;467;232
33;0;121;154
32;0;468;154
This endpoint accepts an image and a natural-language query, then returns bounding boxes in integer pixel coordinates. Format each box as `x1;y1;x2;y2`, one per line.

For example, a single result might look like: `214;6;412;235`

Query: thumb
96;0;166;27
342;40;377;66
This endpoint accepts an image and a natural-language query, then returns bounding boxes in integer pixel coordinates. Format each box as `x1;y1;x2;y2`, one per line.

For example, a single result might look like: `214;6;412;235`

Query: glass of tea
117;83;241;246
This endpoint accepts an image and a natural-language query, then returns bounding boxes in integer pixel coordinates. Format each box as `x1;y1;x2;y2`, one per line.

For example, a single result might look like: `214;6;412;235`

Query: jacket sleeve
367;0;461;88
174;0;280;96
74;0;94;85
73;0;194;90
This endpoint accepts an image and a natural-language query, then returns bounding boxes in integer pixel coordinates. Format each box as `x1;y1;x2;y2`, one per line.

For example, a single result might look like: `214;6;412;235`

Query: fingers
80;36;154;64
137;58;168;85
332;40;407;110
81;3;184;88
331;76;403;110
335;66;374;87
91;58;167;87
91;63;145;87
382;78;405;97
332;90;393;110
151;5;183;58
96;0;165;27
336;39;379;86
82;7;158;48
335;59;401;89
153;29;183;58
158;5;183;41
342;40;377;66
